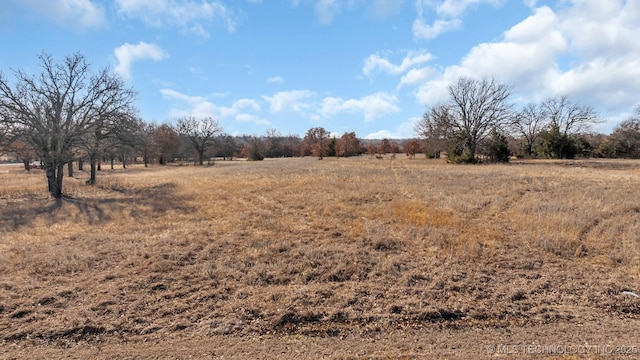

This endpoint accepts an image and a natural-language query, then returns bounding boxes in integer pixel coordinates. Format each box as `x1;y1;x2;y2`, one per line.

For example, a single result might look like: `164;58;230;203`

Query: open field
1;156;639;359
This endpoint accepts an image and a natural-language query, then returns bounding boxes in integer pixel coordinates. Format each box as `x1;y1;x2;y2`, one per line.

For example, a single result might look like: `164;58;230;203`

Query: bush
483;130;511;163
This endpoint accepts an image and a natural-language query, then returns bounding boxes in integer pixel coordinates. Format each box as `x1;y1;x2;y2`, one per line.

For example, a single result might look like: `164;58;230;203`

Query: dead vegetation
0;157;639;358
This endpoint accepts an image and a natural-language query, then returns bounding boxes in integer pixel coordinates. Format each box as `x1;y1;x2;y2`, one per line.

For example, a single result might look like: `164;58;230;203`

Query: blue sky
1;0;639;138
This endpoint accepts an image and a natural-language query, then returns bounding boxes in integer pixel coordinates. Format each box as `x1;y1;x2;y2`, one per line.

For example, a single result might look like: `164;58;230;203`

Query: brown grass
0;157;639;358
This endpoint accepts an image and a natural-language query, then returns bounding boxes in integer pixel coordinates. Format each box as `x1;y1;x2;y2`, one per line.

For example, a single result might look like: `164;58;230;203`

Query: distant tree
130;118;156;167
482;128;511;163
304;127;331;159
415;106;449;158
336;131;361;157
242;136;265;161
281;135;302;157
216;134;238;160
405;139;421;159
389;142;400;155
511;102;546;158
263;128;282;158
416;77;513;163
176;116;222;165
0;53;136;198
378;138;391;155
83;112;138;184
583;133;608;158
327;137;338;157
152;124;181;165
531;96;600;159
366;142;377;158
535;127;578;159
6;139;36;170
601;108;640;158
542;96;599;136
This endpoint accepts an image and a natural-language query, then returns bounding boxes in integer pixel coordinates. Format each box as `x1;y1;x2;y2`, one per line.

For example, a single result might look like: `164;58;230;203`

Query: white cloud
14;0;105;28
114;42;166;80
558;0;640;60
365;117;418;139
236;113;271;126
161;89;267;125
289;0;365;25
412;18;461;39
412;0;503;40
363;49;433;78
367;0;405;18
435;0;504;18
320;92;400;122
398;67;432;89
315;0;340;24
267;76;285;84
115;0;238;36
262;90;316;113
412;1;640;133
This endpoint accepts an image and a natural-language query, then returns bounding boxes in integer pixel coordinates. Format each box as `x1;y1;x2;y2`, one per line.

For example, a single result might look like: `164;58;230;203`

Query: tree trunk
46;161;64;198
78;158;84;171
23;159;30;172
68;161;73;177
122;150;127;169
198;150;204;166
88;153;97;185
110;156;114;170
144;152;148;167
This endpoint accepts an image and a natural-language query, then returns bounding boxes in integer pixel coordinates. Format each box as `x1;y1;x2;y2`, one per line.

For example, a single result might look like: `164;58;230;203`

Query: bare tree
541;95;599;136
83;112;137;184
415;104;451;158
152;124;182;165
304;127;331;159
442;77;513;162
216;134;238;160
264;128;282;158
511;102;547;157
0;53;136;198
0;113;7;154
131;119;157;167
176;116;222;165
8;138;37;171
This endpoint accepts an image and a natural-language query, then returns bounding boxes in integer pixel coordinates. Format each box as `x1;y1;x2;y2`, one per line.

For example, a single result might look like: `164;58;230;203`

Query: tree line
415;76;640;163
2;54;640;199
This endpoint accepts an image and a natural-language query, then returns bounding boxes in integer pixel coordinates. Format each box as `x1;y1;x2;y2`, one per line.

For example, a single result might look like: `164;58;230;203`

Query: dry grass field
1;156;639;359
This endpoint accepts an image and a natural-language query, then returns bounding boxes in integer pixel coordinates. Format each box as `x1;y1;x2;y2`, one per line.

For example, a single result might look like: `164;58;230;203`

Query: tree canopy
0;53;136;198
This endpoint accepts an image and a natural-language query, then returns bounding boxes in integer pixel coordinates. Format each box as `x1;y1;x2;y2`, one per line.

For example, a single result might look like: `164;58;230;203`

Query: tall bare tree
417;77;513;162
130;119;157;167
0;53;136;198
176;116;222;165
511;102;547;157
415;104;451;158
541;95;599;136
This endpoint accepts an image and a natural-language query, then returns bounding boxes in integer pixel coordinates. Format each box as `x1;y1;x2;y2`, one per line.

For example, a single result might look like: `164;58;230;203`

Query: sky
1;0;639;139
